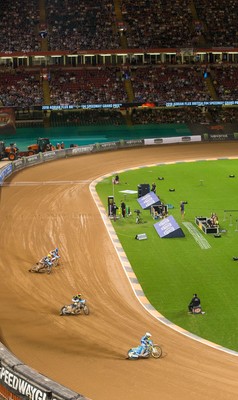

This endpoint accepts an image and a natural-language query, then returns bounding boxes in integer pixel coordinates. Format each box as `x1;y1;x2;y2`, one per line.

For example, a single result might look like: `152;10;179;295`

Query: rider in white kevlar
45;254;53;271
72;294;83;309
50;247;60;263
138;332;153;355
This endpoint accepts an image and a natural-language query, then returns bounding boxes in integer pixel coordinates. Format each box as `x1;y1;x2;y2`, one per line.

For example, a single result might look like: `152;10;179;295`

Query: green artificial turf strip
96;159;238;351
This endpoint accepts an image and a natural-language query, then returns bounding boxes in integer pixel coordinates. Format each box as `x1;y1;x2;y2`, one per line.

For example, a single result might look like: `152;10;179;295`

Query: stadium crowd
1;0;238;127
120;0;198;48
0;69;43;107
0;0;40;52
131;65;211;103
194;0;238;47
46;0;119;51
49;67;127;105
0;0;237;52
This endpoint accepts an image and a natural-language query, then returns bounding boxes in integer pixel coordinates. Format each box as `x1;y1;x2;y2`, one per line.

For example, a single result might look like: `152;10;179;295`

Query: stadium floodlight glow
67;55;78;57
51;55;62;57
34;56;46;58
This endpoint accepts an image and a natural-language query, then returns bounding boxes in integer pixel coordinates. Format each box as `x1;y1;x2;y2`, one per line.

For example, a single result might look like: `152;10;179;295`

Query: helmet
47;254;52;258
77;293;81;297
145;332;152;338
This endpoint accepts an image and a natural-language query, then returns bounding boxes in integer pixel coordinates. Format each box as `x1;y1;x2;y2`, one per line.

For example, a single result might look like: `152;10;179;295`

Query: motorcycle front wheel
83;305;89;315
151;345;162;359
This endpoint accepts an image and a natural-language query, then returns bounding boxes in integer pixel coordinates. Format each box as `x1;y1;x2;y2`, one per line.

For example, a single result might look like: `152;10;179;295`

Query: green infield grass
96;159;238;351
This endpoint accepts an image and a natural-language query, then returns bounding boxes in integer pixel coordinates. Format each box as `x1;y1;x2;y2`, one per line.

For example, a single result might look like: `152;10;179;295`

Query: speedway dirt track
1;142;238;400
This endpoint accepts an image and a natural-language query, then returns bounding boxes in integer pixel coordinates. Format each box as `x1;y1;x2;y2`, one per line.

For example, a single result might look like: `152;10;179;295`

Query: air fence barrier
0;134;202;400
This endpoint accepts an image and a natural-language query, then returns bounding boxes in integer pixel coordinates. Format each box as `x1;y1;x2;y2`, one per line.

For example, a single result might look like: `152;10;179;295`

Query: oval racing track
1;142;238;400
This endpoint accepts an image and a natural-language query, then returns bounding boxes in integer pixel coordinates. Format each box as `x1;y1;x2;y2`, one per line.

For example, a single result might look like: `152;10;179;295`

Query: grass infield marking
182;222;211;249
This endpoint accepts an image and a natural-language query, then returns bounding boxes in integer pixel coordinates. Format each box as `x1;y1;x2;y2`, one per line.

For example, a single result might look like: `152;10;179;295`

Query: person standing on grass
151;182;156;193
112;202;118;221
180;201;185;219
121;200;126;218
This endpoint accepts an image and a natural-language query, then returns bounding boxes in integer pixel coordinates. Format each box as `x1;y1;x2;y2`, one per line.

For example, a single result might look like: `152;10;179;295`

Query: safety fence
0;135;202;183
0;134;202;400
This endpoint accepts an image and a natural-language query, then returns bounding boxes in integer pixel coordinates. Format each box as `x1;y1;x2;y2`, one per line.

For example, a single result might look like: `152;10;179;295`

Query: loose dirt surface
1;142;238;400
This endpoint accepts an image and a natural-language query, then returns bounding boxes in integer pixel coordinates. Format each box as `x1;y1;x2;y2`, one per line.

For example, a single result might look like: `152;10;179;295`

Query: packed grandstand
0;0;238;128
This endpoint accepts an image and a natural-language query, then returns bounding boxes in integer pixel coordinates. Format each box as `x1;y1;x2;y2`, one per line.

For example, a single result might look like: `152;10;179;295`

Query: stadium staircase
124;79;134;103
39;0;51;126
205;77;219;100
123;79;133;125
190;0;207;47
42;81;51;127
113;0;128;48
39;0;48;52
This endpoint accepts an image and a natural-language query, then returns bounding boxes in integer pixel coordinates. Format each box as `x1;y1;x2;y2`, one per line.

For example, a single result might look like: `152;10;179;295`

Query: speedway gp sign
0;366;54;400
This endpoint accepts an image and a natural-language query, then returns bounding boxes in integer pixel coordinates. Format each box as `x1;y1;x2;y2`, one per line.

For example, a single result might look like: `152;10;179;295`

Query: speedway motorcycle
29;256;59;274
127;343;162;360
60;299;89;316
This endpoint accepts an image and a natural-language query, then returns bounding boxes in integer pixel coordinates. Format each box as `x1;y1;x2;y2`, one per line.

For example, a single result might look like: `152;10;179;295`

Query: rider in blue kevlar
138;332;153;355
44;254;53;273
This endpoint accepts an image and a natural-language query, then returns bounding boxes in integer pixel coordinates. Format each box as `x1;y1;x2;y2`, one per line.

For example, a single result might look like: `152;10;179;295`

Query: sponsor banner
123;139;144;147
189;123;238;138
55;150;66;159
0;108;16;135
0;366;52;400
166;100;238;107
93;142;118;152
154;215;185;238
144;136;201;145
42;103;123;110
12;158;25;171
203;133;236;142
25;154;41;166
69;146;94;156
137;191;161;210
0;363;87;400
41;102;145;111
42;151;57;162
0;164;13;185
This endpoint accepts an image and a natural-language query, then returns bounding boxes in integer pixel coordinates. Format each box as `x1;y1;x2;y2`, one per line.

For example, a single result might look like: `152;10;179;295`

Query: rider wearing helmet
50;247;59;259
50;248;60;266
44;254;53;273
72;294;82;309
139;332;153;355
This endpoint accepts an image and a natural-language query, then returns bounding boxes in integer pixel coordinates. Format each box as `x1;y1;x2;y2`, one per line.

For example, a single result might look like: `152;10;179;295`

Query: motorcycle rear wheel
127;349;139;360
151;344;162;359
60;307;67;315
29;264;47;273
